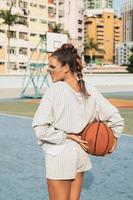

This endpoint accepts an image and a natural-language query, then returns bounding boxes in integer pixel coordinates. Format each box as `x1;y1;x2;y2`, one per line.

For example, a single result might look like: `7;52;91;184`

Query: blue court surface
0;114;133;200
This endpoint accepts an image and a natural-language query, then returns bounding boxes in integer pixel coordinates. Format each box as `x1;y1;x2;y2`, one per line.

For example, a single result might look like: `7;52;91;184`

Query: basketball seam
94;121;101;155
102;123;110;156
82;121;97;154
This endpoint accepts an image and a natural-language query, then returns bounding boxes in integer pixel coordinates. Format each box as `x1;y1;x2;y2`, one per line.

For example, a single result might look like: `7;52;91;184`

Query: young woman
32;43;124;200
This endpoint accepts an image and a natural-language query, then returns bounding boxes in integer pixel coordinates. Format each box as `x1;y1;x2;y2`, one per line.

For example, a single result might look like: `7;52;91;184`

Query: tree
0;4;27;72
127;47;133;73
84;37;105;64
49;22;71;39
49;23;63;33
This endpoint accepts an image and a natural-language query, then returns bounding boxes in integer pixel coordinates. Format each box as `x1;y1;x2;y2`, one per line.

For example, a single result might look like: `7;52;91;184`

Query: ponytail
61;43;89;97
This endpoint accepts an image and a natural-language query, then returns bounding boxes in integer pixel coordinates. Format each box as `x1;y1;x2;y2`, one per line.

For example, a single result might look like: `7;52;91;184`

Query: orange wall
85;12;123;63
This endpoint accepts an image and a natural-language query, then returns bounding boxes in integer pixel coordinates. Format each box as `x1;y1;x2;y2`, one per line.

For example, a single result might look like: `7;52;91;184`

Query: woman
32;43;124;200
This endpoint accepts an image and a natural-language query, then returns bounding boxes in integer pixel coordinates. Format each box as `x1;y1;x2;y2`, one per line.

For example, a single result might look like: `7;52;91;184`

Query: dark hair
51;43;89;97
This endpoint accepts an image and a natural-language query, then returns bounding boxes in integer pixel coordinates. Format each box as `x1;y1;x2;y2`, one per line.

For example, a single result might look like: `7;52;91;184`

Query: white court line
0;112;133;138
122;133;133;137
0;112;32;120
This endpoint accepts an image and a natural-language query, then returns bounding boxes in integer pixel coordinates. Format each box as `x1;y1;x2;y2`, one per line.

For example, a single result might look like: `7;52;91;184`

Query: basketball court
0;90;133;200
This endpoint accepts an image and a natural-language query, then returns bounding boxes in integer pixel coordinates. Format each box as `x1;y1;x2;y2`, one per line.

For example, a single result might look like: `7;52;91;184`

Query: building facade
115;42;133;65
56;0;84;53
0;0;85;74
84;0;113;9
84;8;123;64
121;0;133;43
0;0;58;74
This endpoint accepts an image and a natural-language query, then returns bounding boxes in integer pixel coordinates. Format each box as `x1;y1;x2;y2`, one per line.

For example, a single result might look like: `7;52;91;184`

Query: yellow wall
85;11;123;64
103;12;114;62
0;48;6;59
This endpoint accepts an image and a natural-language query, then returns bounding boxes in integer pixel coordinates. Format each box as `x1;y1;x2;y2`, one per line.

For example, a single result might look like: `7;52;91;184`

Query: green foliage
84;38;105;55
49;23;63;33
0;5;28;30
84;37;105;63
0;4;28;71
49;22;70;38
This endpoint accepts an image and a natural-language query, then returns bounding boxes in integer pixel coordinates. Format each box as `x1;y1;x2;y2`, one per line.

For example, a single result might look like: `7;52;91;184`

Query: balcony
48;7;56;19
48;0;56;5
59;0;63;4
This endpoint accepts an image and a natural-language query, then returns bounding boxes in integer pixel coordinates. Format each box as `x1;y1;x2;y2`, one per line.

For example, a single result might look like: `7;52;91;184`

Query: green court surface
0;99;38;118
103;91;133;100
0;95;133;135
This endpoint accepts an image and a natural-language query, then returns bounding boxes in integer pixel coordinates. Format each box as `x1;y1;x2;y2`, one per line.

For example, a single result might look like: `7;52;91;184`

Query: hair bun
61;43;77;54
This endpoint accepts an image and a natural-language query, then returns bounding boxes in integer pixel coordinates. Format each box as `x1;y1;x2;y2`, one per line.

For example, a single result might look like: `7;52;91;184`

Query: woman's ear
64;64;70;73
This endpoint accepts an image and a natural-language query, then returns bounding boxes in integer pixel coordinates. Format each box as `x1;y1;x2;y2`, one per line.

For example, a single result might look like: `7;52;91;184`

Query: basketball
81;121;116;156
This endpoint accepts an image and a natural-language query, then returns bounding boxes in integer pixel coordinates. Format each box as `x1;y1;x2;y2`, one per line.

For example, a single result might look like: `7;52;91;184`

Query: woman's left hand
67;134;89;152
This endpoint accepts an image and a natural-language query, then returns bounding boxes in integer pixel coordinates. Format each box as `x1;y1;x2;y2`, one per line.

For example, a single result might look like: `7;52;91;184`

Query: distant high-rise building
121;0;133;42
115;42;133;65
57;0;84;53
84;0;113;9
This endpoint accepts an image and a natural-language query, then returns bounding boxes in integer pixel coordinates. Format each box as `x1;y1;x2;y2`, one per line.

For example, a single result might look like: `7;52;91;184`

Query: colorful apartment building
84;8;123;64
0;0;58;74
0;0;85;74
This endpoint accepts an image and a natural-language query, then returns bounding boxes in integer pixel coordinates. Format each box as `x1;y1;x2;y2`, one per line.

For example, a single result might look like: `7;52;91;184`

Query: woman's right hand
67;134;89;152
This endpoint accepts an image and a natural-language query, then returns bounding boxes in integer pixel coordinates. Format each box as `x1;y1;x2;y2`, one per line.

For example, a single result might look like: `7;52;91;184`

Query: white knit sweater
32;81;124;155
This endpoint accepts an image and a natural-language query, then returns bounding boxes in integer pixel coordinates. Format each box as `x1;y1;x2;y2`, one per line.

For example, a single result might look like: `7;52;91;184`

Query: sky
113;0;128;13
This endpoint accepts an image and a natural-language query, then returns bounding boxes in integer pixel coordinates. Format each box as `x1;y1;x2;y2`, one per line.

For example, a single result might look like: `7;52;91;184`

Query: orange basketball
81;121;116;156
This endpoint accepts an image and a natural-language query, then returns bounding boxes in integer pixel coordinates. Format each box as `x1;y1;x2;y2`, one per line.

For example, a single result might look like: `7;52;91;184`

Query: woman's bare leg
47;179;72;200
69;172;84;200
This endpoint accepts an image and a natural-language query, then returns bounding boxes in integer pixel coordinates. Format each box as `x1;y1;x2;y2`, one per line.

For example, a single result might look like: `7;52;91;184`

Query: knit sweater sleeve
94;88;124;138
32;89;67;145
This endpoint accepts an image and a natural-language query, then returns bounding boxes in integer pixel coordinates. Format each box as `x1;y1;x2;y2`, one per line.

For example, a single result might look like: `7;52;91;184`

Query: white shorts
45;140;92;180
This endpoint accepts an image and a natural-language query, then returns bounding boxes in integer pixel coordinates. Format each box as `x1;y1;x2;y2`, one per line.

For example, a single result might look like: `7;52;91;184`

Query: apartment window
48;7;56;18
40;19;47;24
19;47;27;55
9;62;17;69
10;31;16;38
19;62;27;69
78;28;82;33
7;0;16;7
39;4;46;9
78;20;83;25
0;62;4;65
30;33;37;37
30;18;37;22
8;47;16;55
30;3;37;7
19;32;28;40
39;34;46;38
30;48;37;52
19;1;28;8
18;17;28;26
78;36;82;41
0;29;5;33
